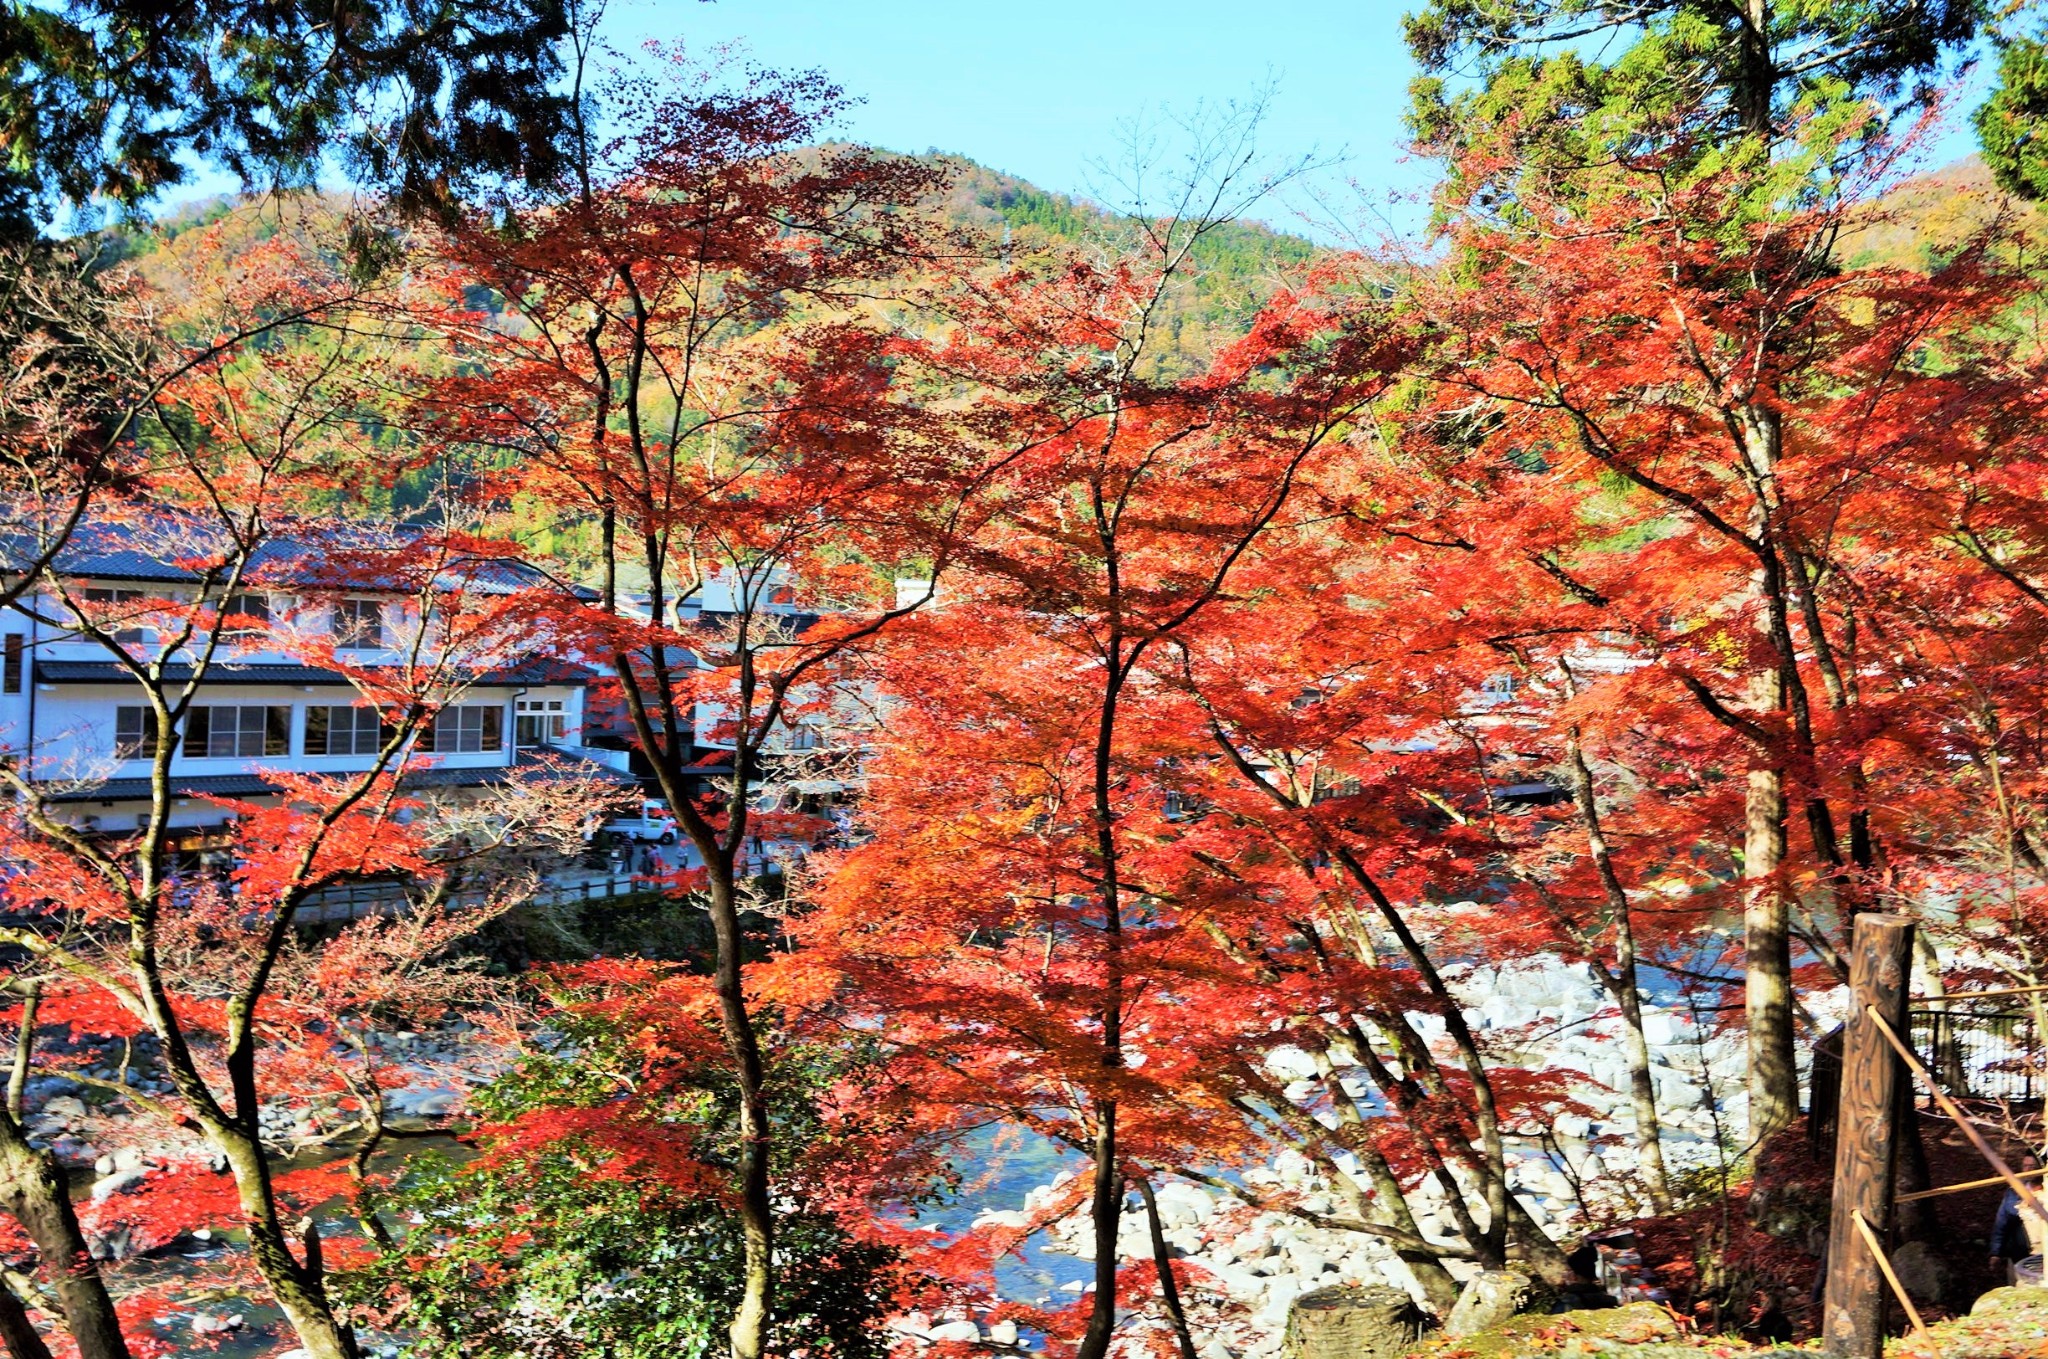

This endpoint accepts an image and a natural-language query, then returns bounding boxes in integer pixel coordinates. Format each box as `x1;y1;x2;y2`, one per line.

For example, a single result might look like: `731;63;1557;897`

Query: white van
602;798;680;845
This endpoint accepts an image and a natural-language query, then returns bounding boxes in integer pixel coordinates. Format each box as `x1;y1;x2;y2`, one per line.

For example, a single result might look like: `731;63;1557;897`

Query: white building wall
0;576;593;827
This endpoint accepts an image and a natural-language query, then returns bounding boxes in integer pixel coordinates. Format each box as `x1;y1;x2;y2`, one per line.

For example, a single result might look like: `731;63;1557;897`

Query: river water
108;1119;1095;1357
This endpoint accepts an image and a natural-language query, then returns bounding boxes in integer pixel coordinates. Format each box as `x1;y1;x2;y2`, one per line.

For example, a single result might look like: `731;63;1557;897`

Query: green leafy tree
342;998;911;1359
1979;25;2048;200
0;0;581;234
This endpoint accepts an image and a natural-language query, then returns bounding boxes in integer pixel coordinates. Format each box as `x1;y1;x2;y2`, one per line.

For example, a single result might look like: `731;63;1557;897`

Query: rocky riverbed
902;952;1870;1353
15;949;1893;1356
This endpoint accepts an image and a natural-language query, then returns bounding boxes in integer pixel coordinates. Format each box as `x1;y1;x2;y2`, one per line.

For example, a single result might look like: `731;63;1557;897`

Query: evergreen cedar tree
1980;28;2048;202
1401;0;2015;1145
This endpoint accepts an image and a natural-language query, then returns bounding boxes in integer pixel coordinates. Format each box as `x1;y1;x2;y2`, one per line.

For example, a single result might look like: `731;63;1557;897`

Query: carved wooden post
1823;913;1915;1358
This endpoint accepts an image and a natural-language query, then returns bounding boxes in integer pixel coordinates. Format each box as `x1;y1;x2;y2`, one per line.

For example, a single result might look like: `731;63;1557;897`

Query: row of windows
114;703;511;760
74;590;393;648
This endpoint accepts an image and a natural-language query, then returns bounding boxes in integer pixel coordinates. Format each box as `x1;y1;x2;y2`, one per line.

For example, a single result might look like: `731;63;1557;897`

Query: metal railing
1912;1005;2038;1106
298;872;653;924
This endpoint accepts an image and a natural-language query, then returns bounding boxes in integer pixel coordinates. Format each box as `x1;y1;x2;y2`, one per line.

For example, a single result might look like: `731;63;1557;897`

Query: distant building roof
479;656;601;686
3;509;594;599
1495;781;1570;806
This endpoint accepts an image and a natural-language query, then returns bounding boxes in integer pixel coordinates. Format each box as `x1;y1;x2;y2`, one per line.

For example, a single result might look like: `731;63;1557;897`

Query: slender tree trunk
611;560;778;1359
706;869;775;1359
1078;658;1129;1359
1312;1054;1463;1311
1612;987;1674;1208
1732;350;1801;1154
1134;1178;1198;1359
0;1279;52;1359
0;1128;130;1359
1562;730;1672;1210
1332;855;1571;1283
1351;1145;1464;1312
1344;1014;1549;1278
1078;1101;1121;1359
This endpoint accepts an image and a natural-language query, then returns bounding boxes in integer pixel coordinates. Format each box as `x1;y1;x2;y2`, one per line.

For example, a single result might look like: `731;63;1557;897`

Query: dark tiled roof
1495;782;1569;804
402;748;637;789
3;510;596;599
34;659;594;687
694;609;823;633
40;773;280;803
477;657;600;685
35;661;356;686
36;749;636;804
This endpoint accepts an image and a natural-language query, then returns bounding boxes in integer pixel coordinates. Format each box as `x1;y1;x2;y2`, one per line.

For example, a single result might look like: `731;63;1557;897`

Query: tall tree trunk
1612;980;1675;1209
1078;1101;1121;1359
215;1133;358;1359
707;869;774;1359
1078;659;1129;1359
1349;1151;1463;1313
1738;400;1800;1147
624;636;777;1359
1744;722;1799;1143
1735;0;1777;140
0;1129;130;1359
0;1278;51;1359
1311;1053;1463;1311
1331;853;1572;1283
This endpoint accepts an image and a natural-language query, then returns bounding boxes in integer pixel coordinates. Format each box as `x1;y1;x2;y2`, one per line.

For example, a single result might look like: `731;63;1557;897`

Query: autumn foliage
8;20;2048;1359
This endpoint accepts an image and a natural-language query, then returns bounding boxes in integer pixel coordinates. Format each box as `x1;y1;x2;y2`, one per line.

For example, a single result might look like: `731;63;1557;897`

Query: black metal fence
1911;1006;2038;1106
1809;1006;2039;1158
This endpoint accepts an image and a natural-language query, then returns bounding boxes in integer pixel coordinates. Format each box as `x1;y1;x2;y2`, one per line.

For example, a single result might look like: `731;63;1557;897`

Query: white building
0;516;627;865
610;565;884;872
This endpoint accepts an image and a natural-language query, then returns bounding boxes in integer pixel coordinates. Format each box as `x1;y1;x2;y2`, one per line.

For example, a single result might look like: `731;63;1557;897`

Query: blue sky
605;0;1434;237
603;0;2000;238
155;0;2000;241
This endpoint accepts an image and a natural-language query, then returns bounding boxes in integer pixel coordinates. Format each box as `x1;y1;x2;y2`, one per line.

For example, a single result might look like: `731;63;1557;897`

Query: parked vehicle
602;798;680;845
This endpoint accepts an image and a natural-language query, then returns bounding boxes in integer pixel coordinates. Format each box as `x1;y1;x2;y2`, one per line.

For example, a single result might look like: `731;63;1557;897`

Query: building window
220;592;272;636
305;704;388;757
185;705;290;758
115;706;159;759
2;634;20;694
83;587;148;644
420;704;503;754
515;698;568;748
333;598;385;649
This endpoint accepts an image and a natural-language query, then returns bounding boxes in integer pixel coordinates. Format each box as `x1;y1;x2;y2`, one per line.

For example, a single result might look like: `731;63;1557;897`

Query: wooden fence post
1823;913;1915;1358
